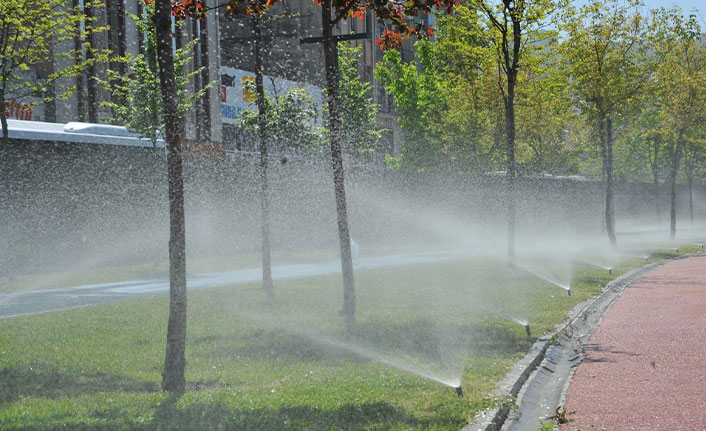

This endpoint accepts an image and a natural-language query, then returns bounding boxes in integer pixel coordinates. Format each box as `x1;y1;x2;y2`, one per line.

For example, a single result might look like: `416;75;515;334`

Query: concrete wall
3;140;704;277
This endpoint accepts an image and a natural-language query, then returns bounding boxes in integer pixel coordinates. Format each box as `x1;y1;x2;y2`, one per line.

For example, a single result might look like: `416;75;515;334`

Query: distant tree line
376;0;706;244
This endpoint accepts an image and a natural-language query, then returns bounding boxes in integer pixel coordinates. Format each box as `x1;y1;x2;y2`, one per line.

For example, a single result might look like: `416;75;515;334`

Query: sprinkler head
455;386;464;398
525;324;532;338
567;289;572;296
608;268;612;276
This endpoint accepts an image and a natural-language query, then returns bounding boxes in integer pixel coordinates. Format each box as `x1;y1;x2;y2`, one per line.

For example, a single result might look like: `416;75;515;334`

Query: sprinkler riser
525;324;531;338
455;386;463;398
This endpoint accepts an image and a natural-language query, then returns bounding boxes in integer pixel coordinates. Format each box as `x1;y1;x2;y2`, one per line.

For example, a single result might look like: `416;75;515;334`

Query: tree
376;7;502;173
238;87;323;153
0;0;106;144
376;41;450;170
683;135;705;225
513;33;576;176
235;10;324;296
333;43;380;158
97;0;209;147
560;0;647;247
252;13;275;296
470;0;560;259
625;96;666;221
176;0;455;331
648;7;706;239
378;6;575;177
152;0;189;393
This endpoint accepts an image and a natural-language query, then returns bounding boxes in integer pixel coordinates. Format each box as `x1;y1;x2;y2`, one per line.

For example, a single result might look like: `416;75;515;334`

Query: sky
642;0;705;26
572;0;705;24
642;0;703;14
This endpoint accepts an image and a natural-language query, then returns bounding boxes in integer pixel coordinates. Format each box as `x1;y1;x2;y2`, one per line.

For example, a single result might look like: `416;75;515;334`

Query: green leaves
237;87;323;154
334;43;381;157
0;0;107;99
238;42;379;158
560;0;647;120
96;1;211;147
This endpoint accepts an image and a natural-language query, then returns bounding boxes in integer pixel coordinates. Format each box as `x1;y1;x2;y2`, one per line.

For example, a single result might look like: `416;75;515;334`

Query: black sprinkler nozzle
455;386;463;398
525;324;532;338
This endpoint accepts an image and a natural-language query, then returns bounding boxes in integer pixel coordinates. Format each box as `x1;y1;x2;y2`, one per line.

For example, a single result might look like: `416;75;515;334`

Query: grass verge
0;246;700;430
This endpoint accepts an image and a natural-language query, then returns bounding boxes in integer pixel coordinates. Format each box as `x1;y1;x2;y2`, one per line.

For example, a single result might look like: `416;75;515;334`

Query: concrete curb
463;253;701;431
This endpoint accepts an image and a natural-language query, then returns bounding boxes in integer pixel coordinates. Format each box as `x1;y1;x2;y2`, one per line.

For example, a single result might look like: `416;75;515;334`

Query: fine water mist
2;145;706;389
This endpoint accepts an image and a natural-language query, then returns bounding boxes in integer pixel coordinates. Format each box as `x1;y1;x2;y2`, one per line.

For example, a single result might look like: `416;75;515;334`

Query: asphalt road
0;248;487;319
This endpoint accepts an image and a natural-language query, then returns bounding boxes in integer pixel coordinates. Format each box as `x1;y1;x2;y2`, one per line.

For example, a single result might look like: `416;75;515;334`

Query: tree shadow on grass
0;367;159;403
194;316;531;376
6;397;456;431
152;397;448;431
196;329;369;365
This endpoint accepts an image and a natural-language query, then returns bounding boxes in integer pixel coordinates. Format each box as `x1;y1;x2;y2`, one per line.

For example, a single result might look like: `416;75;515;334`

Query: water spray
572;257;614;276
455;386;464;397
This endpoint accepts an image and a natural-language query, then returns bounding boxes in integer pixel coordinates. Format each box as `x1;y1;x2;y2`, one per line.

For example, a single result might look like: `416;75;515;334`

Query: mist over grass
1;147;705;429
3;155;704;292
1;245;702;430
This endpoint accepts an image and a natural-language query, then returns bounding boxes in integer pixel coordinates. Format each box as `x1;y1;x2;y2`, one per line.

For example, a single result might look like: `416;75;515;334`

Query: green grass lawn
0;246;700;430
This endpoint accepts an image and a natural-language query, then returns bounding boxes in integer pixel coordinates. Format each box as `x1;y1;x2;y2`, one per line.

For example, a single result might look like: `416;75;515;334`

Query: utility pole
299;31;370;67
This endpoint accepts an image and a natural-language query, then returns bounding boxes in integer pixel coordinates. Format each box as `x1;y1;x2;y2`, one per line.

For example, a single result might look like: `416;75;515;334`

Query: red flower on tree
158;0;455;50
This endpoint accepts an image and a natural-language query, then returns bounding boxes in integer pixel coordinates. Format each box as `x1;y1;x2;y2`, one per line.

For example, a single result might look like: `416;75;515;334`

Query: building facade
11;0;412;160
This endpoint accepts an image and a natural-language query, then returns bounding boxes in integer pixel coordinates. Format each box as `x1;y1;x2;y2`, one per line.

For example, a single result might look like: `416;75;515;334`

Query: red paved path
562;255;706;431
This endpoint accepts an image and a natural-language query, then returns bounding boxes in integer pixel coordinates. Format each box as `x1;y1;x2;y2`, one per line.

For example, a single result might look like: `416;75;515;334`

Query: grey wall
2;139;704;277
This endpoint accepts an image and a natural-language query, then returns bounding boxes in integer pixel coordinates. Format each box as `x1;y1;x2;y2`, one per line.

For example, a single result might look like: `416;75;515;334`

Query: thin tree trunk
85;3;98;123
653;176;660;222
688;172;693;225
599;114;608;180
652;140;660;222
191;18;202;139
116;0;127;76
505;74;516;262
254;16;274;296
669;131;684;240
322;1;355;331
154;0;188;394
505;13;521;263
1;87;8;146
199;14;211;142
73;0;85;122
685;142;694;226
146;27;160;149
605;116;616;248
